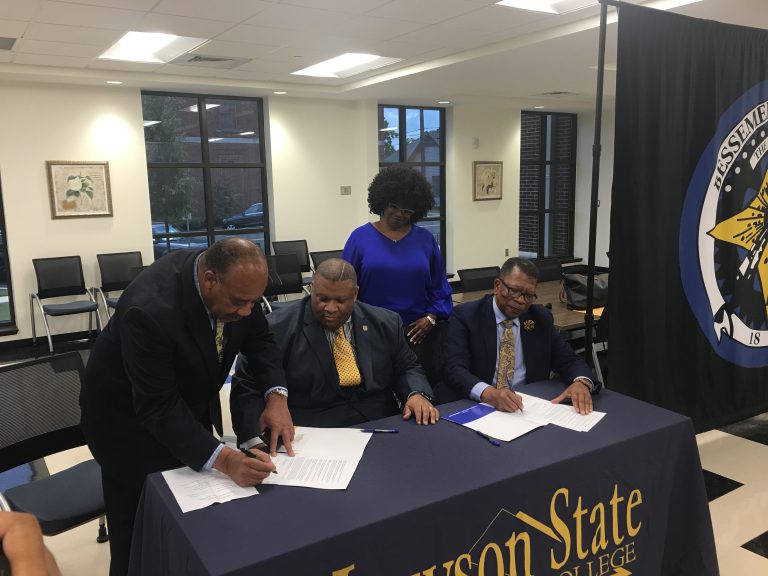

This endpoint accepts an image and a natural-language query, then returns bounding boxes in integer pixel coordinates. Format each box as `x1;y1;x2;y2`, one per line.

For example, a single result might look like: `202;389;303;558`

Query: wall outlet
505;248;509;257
340;185;351;196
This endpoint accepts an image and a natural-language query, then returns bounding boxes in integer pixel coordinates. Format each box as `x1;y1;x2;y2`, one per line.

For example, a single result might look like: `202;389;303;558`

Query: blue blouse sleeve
341;229;363;275
426;234;453;319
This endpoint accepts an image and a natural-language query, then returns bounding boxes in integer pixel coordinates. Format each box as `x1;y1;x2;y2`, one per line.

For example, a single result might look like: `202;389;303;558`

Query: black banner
611;4;768;429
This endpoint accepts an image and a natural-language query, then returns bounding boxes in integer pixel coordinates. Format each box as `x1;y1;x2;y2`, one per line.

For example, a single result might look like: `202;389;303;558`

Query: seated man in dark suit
443;257;599;415
231;258;439;439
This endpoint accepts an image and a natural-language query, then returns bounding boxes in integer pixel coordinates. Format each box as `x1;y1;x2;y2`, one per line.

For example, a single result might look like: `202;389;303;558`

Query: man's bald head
314;258;357;284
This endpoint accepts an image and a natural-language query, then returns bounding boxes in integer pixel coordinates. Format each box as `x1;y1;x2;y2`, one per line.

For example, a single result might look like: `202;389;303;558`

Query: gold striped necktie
333;326;361;387
215;320;225;365
495;319;515;389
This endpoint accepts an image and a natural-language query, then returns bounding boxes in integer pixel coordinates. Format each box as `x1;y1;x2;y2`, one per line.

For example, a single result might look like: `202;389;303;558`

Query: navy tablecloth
128;380;718;575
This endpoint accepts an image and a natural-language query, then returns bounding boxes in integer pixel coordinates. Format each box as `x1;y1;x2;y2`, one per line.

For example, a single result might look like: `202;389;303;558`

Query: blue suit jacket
443;295;597;397
231;297;433;437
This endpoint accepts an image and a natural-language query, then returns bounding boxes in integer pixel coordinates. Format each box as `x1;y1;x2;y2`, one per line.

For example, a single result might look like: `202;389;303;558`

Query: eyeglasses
388;203;415;217
496;277;537;302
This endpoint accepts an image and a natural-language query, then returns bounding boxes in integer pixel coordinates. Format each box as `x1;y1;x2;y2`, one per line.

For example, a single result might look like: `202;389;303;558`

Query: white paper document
444;393;605;443
262;427;373;490
162;467;258;513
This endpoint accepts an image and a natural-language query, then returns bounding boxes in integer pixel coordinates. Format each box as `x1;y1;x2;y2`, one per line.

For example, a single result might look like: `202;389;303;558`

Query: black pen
507;377;524;413
476;430;501;447
359;428;399;433
241;448;278;474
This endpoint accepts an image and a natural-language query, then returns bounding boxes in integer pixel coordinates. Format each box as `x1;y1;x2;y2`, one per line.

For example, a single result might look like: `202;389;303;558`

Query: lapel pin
524;319;535;331
362;325;368;332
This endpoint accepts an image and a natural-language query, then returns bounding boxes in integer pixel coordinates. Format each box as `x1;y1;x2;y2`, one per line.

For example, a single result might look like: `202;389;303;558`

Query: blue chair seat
42;300;99;316
4;460;104;536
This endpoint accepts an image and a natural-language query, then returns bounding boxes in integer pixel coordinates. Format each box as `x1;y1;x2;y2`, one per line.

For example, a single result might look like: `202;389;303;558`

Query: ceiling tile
35;1;145;30
0;51;13;62
23;23;122;46
0;0;43;21
88;59;163;72
192;40;277;60
243;4;358;33
0;19;29;37
153;0;270;23
14;38;103;58
12;52;90;67
342;14;426;41
368;0;482;25
56;0;157;9
215;24;306;46
270;0;391;15
136;13;234;38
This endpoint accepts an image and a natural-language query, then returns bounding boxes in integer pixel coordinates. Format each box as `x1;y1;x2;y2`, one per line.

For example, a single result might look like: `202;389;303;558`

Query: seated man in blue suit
443;257;599;415
231;258;438;442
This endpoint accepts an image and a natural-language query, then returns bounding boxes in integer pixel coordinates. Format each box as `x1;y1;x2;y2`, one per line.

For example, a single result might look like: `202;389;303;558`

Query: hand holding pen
480;386;525;413
213;446;276;486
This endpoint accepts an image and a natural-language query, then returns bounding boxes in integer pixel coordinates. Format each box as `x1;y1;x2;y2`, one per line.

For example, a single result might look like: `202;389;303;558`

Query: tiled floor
2;342;767;575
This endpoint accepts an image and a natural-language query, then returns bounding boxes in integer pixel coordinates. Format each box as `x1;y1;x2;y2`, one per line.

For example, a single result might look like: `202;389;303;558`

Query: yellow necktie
333;326;361;387
495;320;515;389
215;320;225;365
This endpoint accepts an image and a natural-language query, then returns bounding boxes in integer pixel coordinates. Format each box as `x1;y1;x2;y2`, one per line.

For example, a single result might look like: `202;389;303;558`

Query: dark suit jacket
231;297;433;436
80;249;285;482
443;295;597;397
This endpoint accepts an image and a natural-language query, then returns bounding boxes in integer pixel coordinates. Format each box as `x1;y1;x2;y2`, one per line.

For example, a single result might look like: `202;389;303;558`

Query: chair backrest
97;251;143;292
264;254;305;298
272;240;311;273
532;257;562;282
457;266;501;292
0;352;86;473
310;250;343;270
32;256;89;299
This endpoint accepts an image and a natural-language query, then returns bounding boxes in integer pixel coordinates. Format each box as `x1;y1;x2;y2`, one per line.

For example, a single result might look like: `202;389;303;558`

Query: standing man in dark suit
443;257;599;415
231;258;438;437
80;239;294;576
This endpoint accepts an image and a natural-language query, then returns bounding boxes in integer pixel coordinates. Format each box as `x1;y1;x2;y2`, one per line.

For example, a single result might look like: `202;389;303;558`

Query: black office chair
30;256;103;353
591;305;609;386
457;266;501;292
0;352;108;542
262;254;310;313
93;251;143;318
532;257;562;282
273;240;313;286
310;249;344;270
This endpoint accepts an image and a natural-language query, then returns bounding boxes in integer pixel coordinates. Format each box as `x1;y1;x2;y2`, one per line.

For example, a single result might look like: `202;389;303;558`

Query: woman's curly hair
367;166;434;223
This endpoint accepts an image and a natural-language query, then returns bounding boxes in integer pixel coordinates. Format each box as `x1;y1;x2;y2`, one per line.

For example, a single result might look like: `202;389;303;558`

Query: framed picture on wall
472;161;503;201
46;161;113;219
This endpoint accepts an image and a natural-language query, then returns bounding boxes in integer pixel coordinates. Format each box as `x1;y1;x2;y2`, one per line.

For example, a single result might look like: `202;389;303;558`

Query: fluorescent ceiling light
438;101;450;104
292;53;402;78
495;0;598;14
184;103;220;112
106;80;123;85
99;31;207;63
273;91;287;95
143;120;161;127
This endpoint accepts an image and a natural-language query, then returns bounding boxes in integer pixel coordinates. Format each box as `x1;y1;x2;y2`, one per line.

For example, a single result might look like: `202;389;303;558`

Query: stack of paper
444;392;605;443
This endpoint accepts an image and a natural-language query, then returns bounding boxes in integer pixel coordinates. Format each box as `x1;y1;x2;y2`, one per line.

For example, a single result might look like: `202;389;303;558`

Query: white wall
447;102;521;273
0;82;153;343
574;105;614;269
267;97;378;251
0;83;607;344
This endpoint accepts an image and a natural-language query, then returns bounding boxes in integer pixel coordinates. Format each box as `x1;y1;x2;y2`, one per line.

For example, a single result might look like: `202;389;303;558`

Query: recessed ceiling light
534;106;545;109
99;31;207;63
292;53;402;78
106;80;123;85
438;101;450;104
273;91;287;95
240;131;255;136
143;120;161;127
495;0;597;14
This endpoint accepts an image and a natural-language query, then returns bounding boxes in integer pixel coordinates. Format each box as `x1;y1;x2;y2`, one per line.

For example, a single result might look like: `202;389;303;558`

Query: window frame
519;110;577;259
0;178;17;335
142;91;270;253
378;105;447;262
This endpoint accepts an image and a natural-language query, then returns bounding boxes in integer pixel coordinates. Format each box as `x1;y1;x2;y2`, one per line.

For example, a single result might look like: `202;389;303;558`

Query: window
141;92;269;259
0;180;16;335
378;105;446;259
519;111;577;259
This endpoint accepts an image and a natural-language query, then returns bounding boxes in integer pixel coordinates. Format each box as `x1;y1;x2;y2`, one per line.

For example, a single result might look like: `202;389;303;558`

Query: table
129;380;718;576
452;280;599;331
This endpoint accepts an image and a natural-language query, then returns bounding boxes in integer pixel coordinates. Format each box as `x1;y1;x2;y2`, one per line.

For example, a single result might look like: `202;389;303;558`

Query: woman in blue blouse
342;166;452;387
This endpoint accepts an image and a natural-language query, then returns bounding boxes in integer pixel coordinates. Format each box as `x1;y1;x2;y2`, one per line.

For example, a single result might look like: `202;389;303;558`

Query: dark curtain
610;3;768;430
